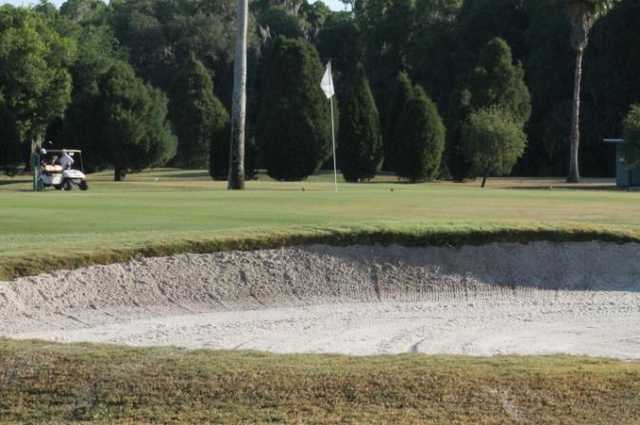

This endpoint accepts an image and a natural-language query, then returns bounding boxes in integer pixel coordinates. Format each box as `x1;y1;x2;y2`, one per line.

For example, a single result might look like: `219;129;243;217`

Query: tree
60;0;108;24
0;6;76;164
316;13;363;101
447;37;531;180
257;37;332;181
228;0;249;189
383;0;414;70
96;62;176;181
255;6;305;39
394;85;446;182
169;54;228;168
565;0;611;182
62;25;124;171
409;0;462;110
521;0;574;177
462;107;527;187
468;38;531;124
209;130;258;180
623;104;640;170
383;71;414;172
108;0;238;93
583;0;638;176
0;107;20;174
337;63;383;182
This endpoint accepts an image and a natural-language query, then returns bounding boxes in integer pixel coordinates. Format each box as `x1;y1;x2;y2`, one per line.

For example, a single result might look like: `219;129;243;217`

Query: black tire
54;184;62;191
79;181;88;191
62;179;73;191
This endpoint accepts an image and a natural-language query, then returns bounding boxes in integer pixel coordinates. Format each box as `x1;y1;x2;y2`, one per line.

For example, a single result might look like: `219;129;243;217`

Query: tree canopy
0;0;635;180
0;6;76;153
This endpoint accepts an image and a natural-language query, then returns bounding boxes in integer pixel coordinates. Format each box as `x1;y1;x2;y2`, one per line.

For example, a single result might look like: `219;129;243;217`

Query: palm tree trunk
227;0;248;190
567;46;584;183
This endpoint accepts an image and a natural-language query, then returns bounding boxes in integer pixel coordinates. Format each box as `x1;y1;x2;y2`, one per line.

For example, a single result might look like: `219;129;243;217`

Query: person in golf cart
58;150;74;170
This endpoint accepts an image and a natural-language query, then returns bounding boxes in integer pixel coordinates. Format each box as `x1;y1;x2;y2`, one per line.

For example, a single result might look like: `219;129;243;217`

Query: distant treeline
0;0;638;181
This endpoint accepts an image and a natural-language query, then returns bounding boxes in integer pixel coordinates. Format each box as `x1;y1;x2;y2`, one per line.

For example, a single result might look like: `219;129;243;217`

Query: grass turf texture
0;339;638;424
1;169;640;280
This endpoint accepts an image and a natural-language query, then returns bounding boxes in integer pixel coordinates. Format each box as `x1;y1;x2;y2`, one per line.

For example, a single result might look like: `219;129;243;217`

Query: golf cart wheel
79;181;88;191
62;179;73;191
54;184;62;191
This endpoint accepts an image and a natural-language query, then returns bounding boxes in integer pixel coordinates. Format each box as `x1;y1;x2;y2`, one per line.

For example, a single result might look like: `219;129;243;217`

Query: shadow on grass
0;179;30;186
502;185;620;192
157;170;211;179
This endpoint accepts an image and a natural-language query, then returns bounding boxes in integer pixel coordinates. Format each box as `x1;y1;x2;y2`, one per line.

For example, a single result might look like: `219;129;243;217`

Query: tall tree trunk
567;46;584;183
24;142;33;173
227;0;248;190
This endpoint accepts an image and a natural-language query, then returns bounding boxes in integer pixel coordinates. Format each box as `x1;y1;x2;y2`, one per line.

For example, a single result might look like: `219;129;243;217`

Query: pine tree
468;37;531;124
257;36;332;181
449;37;531;180
337;64;383;182
97;61;176;181
394;85;446;182
383;71;414;171
169;54;228;168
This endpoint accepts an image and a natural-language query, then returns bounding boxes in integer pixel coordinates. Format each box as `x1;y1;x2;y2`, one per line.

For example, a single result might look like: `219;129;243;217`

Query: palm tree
566;0;614;182
227;0;248;190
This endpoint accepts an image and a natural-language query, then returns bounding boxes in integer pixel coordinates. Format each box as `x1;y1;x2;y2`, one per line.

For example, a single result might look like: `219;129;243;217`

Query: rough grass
0;339;637;424
1;169;640;280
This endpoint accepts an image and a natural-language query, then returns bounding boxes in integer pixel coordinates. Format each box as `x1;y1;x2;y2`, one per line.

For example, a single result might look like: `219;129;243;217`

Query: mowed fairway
1;169;640;279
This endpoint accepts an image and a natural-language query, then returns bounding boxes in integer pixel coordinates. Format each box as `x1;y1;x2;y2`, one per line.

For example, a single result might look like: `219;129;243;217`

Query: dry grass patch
0;340;638;424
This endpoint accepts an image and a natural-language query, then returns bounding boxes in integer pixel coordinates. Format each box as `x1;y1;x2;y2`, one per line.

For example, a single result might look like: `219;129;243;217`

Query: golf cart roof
45;149;82;153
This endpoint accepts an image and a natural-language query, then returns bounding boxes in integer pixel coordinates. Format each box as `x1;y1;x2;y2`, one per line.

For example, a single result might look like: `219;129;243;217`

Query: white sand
1;242;639;358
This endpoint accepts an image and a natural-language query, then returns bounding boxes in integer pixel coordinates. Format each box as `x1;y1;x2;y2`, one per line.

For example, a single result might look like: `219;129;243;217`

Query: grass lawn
2;170;640;424
0;339;639;424
1;169;640;279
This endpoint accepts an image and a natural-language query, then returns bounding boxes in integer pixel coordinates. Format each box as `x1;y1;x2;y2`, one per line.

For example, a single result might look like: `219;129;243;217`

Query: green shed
604;138;640;188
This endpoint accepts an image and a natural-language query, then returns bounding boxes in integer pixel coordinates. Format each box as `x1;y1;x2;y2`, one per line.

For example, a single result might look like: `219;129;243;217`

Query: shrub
394;86;446;182
169;54;228;169
257;37;332;181
462;107;526;187
383;72;414;172
337;63;383;182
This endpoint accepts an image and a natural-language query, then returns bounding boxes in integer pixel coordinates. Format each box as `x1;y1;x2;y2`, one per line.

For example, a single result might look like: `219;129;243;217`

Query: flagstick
330;96;338;193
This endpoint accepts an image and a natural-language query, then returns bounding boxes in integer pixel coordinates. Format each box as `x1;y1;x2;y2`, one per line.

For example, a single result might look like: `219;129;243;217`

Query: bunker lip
2;226;639;282
1;241;639;358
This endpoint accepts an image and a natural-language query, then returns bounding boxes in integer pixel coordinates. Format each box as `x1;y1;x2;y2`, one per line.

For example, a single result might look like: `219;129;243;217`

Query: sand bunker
1;242;639;358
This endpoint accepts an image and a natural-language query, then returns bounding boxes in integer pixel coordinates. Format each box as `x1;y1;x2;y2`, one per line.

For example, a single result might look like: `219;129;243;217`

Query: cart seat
43;165;63;173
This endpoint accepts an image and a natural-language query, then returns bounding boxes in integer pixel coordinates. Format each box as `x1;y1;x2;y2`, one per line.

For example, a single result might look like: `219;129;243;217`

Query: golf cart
38;149;88;191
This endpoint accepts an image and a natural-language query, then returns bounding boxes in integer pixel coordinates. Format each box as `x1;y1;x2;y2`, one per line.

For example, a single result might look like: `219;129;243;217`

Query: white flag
320;61;335;99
